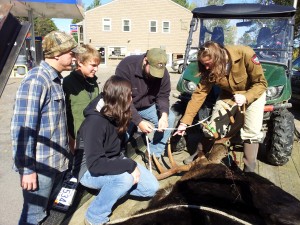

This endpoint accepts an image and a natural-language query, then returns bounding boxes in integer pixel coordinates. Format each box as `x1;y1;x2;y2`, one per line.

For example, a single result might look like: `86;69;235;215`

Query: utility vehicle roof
192;4;296;19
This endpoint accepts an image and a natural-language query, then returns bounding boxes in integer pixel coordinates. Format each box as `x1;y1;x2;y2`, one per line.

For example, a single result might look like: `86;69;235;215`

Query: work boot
243;143;259;172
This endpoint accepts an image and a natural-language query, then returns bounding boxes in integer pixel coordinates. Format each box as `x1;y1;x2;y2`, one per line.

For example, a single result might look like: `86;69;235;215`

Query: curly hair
197;41;228;83
101;76;132;135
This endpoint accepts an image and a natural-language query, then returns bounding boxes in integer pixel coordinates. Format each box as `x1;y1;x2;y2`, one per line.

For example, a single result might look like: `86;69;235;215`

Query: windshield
293;57;300;71
193;18;291;64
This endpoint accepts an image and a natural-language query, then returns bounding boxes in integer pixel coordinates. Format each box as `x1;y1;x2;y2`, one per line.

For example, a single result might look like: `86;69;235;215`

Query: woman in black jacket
78;76;159;225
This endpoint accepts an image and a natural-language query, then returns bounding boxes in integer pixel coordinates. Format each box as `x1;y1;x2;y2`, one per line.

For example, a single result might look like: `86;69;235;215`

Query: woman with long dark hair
175;41;267;173
77;76;159;225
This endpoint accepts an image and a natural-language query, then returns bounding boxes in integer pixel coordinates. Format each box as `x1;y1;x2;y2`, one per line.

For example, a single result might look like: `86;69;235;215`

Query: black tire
294;124;300;141
178;64;184;74
266;109;294;166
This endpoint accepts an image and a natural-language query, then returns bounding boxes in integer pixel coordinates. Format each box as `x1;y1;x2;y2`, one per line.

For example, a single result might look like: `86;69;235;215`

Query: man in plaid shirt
11;31;85;225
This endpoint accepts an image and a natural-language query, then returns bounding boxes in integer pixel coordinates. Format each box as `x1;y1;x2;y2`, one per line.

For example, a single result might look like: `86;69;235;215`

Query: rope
145;100;239;174
107;204;252;225
152;115;212;131
145;135;152;173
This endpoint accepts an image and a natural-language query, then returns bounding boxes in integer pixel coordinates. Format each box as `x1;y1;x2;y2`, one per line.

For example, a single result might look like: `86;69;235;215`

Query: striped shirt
11;61;69;175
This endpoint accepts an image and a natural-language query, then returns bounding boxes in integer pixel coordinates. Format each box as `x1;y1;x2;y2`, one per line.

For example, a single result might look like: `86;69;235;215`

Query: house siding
83;0;192;65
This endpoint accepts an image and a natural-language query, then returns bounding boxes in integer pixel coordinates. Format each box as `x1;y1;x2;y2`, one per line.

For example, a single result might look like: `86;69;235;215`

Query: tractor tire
294;124;300;141
178;64;184;74
266;109;294;166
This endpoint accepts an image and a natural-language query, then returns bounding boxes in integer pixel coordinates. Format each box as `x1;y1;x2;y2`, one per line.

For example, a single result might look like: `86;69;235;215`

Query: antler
153;138;204;180
152;104;246;180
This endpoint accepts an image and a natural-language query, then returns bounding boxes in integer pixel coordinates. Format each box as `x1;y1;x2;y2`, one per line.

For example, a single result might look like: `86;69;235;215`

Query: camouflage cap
42;31;85;58
146;48;167;78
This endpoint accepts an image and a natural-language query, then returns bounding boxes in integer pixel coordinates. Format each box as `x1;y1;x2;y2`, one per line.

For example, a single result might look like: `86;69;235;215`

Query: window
103;18;111;31
108;46;127;59
123;19;131;32
162;21;170;33
149;20;157;33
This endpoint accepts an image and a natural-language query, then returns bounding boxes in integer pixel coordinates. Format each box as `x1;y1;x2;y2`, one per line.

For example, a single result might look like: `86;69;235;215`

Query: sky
52;0;255;33
52;0;112;33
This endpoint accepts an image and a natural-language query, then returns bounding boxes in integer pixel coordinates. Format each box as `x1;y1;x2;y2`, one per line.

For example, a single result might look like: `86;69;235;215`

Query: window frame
162;21;170;33
102;18;112;31
122;19;131;32
149;20;157;33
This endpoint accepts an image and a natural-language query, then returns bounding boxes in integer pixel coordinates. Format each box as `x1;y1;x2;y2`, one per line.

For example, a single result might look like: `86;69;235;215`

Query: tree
72;18;82;24
18;17;57;37
86;0;101;10
172;0;189;8
34;18;57;36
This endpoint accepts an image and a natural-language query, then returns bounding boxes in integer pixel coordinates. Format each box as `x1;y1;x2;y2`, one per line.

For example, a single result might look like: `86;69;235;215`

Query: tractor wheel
266;109;294;166
178;64;184;74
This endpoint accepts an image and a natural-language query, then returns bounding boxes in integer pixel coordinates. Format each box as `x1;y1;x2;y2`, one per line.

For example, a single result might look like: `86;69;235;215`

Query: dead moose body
108;152;300;225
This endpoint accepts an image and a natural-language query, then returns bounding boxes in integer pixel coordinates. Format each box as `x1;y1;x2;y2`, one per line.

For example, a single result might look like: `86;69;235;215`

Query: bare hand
138;121;153;133
131;167;140;184
20;173;37;191
158;117;168;132
234;94;247;106
173;123;187;136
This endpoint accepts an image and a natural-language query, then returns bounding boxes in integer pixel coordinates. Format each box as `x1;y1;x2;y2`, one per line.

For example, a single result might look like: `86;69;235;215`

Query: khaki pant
204;92;266;142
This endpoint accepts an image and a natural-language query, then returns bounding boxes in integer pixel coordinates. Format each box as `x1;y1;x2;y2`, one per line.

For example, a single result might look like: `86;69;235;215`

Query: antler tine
167;138;178;168
152;154;167;173
155;164;193;180
153;139;194;180
222;104;235;124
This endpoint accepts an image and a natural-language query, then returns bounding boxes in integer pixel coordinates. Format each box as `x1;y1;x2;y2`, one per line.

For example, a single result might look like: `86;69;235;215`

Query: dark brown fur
108;145;300;225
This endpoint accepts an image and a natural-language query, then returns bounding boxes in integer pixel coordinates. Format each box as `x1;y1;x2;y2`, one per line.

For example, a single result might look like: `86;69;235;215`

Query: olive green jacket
181;45;267;125
63;70;99;138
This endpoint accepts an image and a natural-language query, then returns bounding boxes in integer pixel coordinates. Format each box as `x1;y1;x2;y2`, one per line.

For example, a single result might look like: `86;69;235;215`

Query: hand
68;135;76;155
131;167;140;184
158;116;168;132
20;172;37;191
234;94;247;106
138;121;153;134
173;123;187;136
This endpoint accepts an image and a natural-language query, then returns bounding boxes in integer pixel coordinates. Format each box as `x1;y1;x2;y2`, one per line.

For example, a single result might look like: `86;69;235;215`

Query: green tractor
172;3;296;166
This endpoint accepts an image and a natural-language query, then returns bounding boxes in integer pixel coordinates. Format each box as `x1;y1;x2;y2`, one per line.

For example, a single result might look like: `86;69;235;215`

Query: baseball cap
42;31;85;58
146;48;167;78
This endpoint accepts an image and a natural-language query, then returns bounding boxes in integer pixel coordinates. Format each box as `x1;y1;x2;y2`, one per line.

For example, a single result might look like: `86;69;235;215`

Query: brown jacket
181;45;267;125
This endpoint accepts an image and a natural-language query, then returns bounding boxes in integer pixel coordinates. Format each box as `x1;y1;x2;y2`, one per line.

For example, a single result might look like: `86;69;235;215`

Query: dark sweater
115;54;171;126
77;95;137;176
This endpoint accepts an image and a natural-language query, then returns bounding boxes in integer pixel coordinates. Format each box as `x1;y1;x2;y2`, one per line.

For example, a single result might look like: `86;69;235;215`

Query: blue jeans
19;170;64;225
137;104;175;157
80;163;159;224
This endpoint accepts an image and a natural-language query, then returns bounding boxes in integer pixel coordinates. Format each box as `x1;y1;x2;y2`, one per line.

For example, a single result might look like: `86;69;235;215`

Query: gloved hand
234;94;247;106
173;123;187;136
